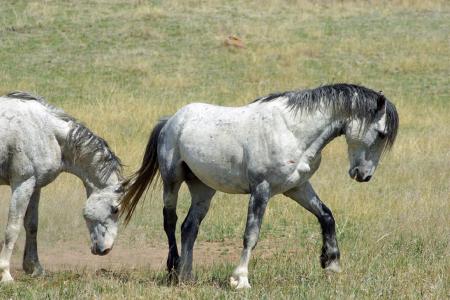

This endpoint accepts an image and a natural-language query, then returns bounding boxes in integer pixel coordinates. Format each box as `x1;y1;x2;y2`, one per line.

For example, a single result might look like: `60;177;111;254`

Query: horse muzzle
349;167;372;182
91;243;112;256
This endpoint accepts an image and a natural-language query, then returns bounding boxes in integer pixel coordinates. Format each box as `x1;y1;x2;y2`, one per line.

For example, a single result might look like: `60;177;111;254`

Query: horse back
0;98;66;186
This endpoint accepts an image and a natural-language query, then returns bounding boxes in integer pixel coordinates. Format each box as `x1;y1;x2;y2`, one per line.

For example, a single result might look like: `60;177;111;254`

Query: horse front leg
0;178;36;283
23;188;44;276
230;181;270;289
284;181;341;272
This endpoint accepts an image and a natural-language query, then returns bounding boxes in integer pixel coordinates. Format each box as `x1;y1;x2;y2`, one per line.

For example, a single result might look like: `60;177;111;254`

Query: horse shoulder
0;100;66;186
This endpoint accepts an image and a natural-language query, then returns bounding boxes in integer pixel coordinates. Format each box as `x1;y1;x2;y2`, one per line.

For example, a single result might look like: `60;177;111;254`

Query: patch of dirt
9;238;282;273
11;239;288;273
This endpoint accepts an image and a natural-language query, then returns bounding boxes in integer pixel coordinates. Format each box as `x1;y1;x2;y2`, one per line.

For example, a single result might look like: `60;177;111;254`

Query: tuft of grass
1;0;449;298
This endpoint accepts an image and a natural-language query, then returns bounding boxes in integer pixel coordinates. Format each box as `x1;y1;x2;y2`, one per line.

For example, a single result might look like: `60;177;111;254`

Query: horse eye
378;131;387;139
114;185;124;193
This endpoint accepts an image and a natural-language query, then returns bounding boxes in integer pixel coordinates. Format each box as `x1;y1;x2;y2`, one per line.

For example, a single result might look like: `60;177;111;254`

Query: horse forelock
253;83;399;151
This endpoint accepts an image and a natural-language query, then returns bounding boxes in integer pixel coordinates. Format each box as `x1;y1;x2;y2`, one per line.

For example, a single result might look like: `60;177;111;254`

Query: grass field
0;0;449;298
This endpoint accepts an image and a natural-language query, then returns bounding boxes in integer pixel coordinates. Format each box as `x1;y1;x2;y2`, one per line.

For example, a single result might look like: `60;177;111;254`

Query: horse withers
0;92;123;282
121;84;399;289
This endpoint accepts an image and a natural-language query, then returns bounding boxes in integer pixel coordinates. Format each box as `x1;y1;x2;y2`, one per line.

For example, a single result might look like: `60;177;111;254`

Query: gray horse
121;84;398;289
0;92;123;282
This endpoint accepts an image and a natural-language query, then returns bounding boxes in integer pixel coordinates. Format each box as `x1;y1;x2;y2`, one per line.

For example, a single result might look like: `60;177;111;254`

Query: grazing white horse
0;92;123;283
121;84;399;289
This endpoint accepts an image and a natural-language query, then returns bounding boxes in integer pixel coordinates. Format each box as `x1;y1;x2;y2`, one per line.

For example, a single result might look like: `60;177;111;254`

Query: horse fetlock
232;266;248;278
320;248;340;269
167;251;180;272
320;242;339;261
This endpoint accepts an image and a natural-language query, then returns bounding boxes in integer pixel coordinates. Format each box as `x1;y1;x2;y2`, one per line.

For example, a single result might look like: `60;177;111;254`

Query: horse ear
377;93;386;112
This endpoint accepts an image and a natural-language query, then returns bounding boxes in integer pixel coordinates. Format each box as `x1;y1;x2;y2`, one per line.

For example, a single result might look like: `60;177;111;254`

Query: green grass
0;0;449;298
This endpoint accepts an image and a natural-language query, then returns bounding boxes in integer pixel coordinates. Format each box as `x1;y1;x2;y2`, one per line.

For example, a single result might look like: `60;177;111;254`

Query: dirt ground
8;238;278;274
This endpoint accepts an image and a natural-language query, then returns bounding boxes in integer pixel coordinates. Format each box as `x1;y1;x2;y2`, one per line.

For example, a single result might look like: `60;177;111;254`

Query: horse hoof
31;266;45;277
24;262;45;277
230;275;251;289
1;272;14;283
178;273;194;284
325;260;342;273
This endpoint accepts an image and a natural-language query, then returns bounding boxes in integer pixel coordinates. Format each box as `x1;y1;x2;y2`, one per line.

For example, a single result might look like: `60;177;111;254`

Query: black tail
120;118;168;224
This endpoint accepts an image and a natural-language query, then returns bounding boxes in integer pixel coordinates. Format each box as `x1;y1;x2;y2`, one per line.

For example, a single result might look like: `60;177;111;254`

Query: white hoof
325;260;342;273
1;272;14;283
230;275;251;289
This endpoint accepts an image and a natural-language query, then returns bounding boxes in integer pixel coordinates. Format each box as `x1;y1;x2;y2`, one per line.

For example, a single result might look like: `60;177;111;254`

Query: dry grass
0;0;449;298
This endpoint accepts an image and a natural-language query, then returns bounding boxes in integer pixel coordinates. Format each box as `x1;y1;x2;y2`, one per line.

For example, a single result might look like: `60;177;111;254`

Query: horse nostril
364;175;372;182
352;168;368;182
99;248;111;256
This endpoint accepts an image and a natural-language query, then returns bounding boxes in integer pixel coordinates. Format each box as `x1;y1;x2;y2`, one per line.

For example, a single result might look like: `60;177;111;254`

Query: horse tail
120;118;168;224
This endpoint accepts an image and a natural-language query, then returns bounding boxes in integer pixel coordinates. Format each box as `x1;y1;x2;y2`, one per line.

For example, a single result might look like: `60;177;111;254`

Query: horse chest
274;154;322;193
11;137;62;186
32;147;63;186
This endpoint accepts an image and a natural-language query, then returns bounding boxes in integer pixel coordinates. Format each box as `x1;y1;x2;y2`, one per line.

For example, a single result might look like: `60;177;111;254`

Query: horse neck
58;126;120;196
285;107;346;162
63;154;119;196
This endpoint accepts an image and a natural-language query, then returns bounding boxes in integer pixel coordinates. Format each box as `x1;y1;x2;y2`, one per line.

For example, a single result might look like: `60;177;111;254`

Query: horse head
83;184;123;255
345;94;398;182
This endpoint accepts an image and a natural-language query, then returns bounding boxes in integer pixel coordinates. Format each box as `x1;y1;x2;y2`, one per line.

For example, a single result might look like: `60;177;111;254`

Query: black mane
253;83;399;151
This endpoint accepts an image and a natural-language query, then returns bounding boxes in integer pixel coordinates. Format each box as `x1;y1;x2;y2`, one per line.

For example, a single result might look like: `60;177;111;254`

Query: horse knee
24;220;38;236
5;223;21;244
320;213;335;227
243;228;259;250
181;217;199;241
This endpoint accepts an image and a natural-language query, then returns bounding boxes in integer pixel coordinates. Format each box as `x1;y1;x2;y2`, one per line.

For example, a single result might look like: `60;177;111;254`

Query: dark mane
5;91;123;181
253;83;399;151
67;124;123;182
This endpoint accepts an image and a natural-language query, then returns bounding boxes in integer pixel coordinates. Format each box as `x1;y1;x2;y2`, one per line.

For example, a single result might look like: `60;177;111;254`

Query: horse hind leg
178;174;215;281
1;177;36;283
163;180;182;276
23;188;44;276
159;143;186;278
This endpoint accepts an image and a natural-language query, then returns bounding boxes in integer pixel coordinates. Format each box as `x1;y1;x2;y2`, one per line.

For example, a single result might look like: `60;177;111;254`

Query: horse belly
190;165;249;194
181;148;249;194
